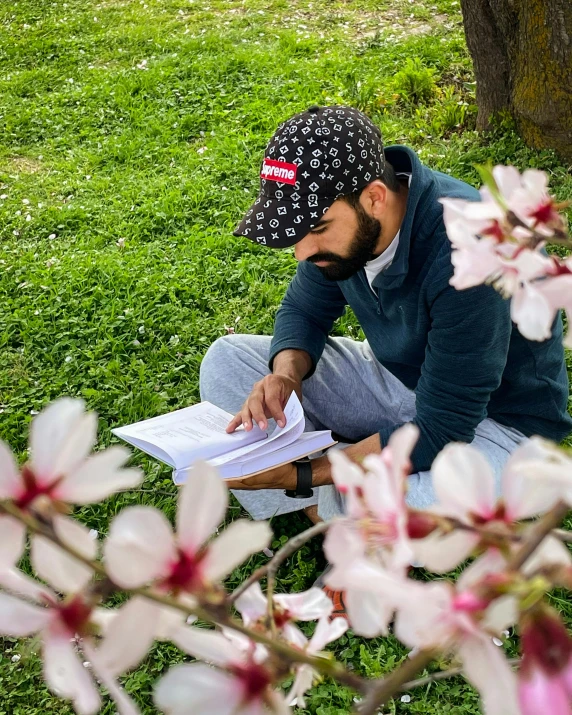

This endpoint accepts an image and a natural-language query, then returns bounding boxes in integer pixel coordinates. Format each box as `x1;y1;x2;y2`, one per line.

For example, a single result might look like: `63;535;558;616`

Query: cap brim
233;193;336;248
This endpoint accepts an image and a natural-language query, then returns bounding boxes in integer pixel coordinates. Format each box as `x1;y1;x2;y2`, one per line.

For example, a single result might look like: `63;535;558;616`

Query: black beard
306;203;382;281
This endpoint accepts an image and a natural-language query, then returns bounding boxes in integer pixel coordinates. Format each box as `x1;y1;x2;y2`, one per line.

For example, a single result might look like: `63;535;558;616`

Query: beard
306;203;382;281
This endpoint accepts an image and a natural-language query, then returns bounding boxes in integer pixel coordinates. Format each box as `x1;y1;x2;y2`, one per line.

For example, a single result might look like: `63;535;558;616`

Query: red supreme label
260;158;298;185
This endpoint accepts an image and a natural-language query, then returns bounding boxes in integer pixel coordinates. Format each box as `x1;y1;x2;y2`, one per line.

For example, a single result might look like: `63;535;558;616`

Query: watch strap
284;458;313;499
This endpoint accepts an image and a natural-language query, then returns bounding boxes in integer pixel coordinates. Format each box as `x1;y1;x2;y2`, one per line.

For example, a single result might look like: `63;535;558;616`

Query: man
200;105;571;524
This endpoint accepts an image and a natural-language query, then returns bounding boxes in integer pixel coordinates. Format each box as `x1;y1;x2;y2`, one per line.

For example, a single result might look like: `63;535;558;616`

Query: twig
508;501;570;571
398;657;520;692
0;501;108;577
552;528;572;544
0;501;364;694
229;520;329;604
356;649;436;714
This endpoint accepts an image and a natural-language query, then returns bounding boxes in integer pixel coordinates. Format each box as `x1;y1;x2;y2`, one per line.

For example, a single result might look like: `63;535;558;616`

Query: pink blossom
0;398;141;514
235;582;332;642
411;439;563;573
104;462;271;625
518;608;572;715
504;168;566;237
0;520;155;714
327;424;419;573
155;626;289;714
324;553;406;637
349;565;520;715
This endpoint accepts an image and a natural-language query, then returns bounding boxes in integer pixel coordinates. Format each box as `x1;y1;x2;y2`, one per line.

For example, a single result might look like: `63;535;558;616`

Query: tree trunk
460;0;572;161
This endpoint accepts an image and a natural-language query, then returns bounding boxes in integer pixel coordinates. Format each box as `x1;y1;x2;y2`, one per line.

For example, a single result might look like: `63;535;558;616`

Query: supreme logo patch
260;158;297;185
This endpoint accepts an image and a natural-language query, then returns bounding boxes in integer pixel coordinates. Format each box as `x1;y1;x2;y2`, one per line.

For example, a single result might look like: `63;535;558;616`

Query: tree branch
229;520;329;604
507;501;569;570
552;527;572;544
356;649;436;714
398;658;520;693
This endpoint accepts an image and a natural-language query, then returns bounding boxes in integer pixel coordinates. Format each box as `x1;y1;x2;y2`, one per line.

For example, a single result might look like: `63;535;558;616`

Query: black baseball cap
234;105;386;248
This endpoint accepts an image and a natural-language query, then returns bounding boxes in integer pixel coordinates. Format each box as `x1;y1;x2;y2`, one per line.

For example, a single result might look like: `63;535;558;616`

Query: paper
209;392;305;467
112;402;266;468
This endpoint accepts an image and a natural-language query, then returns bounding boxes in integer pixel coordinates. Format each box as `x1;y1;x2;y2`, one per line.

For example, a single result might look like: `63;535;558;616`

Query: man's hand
225;462;297;491
226;374;302;433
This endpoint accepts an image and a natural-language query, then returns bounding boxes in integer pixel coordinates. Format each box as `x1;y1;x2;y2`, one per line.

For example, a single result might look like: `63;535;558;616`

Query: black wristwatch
284;458;314;499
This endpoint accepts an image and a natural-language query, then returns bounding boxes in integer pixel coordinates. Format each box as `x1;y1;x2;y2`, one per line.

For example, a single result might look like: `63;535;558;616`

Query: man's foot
314;565;348;622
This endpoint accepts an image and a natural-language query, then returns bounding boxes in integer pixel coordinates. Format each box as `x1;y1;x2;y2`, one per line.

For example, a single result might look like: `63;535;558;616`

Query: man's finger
265;391;286;428
249;400;268;431
241;406;254;431
226;413;243;434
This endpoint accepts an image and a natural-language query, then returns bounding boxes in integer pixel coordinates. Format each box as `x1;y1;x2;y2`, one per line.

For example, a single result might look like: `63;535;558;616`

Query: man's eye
310;228;327;235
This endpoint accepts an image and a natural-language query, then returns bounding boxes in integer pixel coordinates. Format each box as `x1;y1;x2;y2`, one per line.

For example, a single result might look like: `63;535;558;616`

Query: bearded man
199;105;571;529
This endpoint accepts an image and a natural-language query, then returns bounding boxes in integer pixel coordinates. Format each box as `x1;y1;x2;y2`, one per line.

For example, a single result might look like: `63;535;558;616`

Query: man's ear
359;180;388;220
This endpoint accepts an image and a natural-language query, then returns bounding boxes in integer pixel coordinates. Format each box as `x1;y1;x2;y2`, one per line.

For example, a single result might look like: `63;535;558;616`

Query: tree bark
460;0;572;160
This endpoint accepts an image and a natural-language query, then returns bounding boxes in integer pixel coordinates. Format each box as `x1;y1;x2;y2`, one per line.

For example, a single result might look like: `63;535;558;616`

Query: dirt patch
5;157;43;174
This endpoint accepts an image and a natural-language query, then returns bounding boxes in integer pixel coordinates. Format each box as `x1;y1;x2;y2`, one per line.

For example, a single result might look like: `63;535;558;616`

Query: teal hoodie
269;146;572;472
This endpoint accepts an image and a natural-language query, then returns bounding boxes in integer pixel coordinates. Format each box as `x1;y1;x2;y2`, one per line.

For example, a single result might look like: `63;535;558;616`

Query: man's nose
294;234;319;262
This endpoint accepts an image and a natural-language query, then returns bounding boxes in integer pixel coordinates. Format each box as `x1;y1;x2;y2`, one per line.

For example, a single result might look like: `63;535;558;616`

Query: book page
112;402;266;468
208;392;305;468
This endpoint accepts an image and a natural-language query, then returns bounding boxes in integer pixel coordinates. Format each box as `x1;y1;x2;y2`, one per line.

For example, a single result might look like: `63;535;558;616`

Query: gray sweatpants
199;334;526;521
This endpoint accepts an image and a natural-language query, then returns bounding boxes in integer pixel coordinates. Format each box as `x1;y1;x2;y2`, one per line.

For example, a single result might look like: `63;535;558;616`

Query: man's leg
199;333;417;520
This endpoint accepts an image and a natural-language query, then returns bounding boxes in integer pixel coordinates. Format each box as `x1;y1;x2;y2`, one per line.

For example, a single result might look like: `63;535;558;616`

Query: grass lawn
0;0;571;712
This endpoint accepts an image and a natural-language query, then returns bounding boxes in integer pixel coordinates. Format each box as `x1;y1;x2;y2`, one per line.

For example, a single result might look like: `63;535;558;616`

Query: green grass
0;0;571;712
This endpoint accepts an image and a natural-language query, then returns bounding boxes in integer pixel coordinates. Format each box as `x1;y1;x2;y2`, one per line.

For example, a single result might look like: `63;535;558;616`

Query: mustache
306;253;344;264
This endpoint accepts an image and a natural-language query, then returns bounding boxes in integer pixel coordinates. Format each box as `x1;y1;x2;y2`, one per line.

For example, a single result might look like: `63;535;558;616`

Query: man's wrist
306;454;333;487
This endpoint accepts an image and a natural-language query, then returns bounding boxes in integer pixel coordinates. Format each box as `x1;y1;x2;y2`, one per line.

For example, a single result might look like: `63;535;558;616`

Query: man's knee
199;335;239;399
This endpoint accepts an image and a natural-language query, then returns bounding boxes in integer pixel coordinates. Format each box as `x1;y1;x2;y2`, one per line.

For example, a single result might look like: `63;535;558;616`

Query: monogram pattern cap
234;105;385;248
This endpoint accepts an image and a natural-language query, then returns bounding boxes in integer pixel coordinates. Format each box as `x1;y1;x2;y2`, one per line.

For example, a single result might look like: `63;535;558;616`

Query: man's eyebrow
310;218;333;230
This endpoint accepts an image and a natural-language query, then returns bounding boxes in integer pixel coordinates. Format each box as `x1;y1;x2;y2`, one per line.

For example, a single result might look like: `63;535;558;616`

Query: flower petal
176;462;227;553
521;534;572;575
30;398;96;486
309;616;348;653
85;642;140;715
502;439;564;520
492;165;522;203
234;582;267;625
95;597;158;677
104;506;176;588
43;629;101;715
0;516;25;569
344;589;394;638
54;446;142;504
171;626;245;666
323;520;365;567
432;443;496;520
154;663;244;715
385;422;419;477
32;515;97;594
0;439;22;499
287;665;314;709
203;520;271;582
274;587;333;622
458;636;520;715
411;529;478;573
393;582;454;650
0;567;54;601
0;591;50;635
511;283;554;342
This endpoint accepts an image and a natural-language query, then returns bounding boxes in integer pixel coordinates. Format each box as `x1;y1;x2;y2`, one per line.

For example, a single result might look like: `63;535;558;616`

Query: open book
112;393;336;484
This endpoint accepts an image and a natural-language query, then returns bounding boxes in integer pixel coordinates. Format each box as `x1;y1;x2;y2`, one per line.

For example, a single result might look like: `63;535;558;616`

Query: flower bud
518;607;572;714
406;511;438;539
